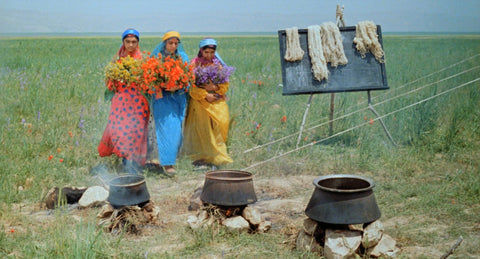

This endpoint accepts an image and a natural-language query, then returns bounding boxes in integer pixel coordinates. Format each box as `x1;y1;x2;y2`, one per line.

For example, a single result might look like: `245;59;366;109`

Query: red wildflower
281;115;287;123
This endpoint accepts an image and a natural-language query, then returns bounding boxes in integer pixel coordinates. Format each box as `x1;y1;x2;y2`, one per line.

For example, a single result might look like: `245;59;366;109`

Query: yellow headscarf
162;31;181;42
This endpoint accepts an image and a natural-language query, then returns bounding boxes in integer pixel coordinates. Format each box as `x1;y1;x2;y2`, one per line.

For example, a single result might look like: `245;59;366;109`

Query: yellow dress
183;82;233;165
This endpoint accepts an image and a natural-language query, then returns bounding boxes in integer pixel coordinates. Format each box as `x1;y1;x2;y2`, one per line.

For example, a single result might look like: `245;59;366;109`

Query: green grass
1;34;479;258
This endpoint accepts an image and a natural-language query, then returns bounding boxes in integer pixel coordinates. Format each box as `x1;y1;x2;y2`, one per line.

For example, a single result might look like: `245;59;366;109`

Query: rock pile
297;218;400;258
187;204;272;233
188;188;271;233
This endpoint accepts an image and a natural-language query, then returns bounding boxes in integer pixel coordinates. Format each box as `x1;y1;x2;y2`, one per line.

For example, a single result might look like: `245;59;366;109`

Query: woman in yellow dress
183;38;234;167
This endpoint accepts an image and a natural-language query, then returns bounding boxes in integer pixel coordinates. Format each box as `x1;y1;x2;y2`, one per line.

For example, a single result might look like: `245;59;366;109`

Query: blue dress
150;45;190;166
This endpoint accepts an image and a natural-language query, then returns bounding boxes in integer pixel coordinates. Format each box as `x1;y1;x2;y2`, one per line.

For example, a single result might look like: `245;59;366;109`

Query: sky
1;0;479;34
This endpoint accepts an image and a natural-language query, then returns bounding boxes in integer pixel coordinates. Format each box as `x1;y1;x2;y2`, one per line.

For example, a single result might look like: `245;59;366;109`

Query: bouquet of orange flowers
136;53;195;98
104;56;141;92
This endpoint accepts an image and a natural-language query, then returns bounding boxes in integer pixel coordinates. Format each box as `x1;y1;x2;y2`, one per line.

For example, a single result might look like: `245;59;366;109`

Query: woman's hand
204;80;219;92
166;85;181;92
205;93;218;103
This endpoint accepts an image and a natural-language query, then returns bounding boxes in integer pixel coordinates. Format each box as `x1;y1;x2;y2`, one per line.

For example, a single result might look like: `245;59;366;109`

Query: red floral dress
98;80;150;165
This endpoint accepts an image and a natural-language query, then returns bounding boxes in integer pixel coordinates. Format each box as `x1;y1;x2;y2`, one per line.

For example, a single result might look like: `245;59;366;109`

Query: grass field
0;34;479;258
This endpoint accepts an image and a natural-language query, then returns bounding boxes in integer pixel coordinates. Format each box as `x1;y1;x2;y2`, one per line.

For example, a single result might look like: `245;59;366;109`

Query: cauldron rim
313;174;375;193
109;174;146;187
204;170;254;181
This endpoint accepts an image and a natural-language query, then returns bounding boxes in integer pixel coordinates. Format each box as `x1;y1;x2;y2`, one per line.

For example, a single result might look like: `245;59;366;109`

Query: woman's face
165;38;179;53
123;35;138;53
201;48;216;61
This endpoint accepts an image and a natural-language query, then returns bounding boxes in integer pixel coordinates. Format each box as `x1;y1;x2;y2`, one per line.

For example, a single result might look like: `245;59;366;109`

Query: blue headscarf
151;30;189;62
198;38;225;65
122;28;140;41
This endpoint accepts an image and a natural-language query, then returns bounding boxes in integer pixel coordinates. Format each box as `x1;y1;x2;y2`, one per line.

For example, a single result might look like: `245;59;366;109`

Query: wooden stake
440;236;463;259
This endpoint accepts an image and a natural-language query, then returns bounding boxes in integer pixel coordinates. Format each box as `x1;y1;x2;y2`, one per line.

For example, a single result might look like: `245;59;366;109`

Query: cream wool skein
307;25;328;82
353;21;385;63
320;22;348;67
284;27;304;62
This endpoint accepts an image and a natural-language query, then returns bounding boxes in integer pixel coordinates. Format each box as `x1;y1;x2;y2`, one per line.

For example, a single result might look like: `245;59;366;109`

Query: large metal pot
107;174;150;208
200;170;257;206
305;174;381;225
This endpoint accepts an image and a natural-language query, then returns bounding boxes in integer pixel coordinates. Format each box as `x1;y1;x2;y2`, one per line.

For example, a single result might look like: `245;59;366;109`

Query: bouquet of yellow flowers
136;53;195;98
104;55;141;92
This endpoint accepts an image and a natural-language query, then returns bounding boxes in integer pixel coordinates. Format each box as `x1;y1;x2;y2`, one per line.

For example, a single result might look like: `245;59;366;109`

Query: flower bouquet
136;53;195;98
193;59;235;87
104;55;141;92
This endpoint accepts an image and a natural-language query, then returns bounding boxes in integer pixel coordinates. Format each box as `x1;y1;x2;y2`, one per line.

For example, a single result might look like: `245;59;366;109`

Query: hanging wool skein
320;21;348;67
284;27;304;62
307;25;329;82
353;21;385;63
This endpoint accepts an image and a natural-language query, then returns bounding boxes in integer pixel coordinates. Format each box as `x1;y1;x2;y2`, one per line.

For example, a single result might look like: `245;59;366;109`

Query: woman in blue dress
150;31;189;175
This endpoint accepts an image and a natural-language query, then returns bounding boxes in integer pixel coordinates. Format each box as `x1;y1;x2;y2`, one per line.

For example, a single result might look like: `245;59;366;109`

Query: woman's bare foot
163;165;176;175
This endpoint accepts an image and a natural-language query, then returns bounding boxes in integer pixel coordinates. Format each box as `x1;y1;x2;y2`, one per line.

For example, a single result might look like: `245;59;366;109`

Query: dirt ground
15;173;473;258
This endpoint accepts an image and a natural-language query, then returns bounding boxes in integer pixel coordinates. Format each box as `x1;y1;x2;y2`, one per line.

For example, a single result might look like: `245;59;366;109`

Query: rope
307;53;480;128
336;4;346;27
241;77;480;171
243;65;480;153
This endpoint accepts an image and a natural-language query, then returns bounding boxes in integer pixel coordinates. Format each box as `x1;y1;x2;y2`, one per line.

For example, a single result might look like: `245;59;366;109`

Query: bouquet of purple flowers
194;59;235;86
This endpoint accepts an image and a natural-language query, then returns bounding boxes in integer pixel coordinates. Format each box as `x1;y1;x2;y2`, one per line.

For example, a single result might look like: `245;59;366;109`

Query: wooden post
329;93;335;135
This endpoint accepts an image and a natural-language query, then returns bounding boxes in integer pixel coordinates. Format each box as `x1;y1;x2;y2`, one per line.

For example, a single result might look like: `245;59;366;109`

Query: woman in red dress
98;28;149;173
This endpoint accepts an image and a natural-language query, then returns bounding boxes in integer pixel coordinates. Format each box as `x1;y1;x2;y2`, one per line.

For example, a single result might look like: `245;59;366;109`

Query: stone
187;215;201;229
348;224;364;232
296;230;322;253
78;186;108;208
197;210;209;224
368;233;400;258
257;220;272;233
188;187;203;211
44;186;87;209
187;210;210;229
303;218;318;236
44;187;59;209
97;203;115;219
362;220;384;248
142;201;160;223
324;229;362;259
242;206;262;226
222;216;250;232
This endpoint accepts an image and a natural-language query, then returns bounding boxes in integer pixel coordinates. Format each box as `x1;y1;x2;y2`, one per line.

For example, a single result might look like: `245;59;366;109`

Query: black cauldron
107;174;150;208
305;174;381;225
200;170;257;206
